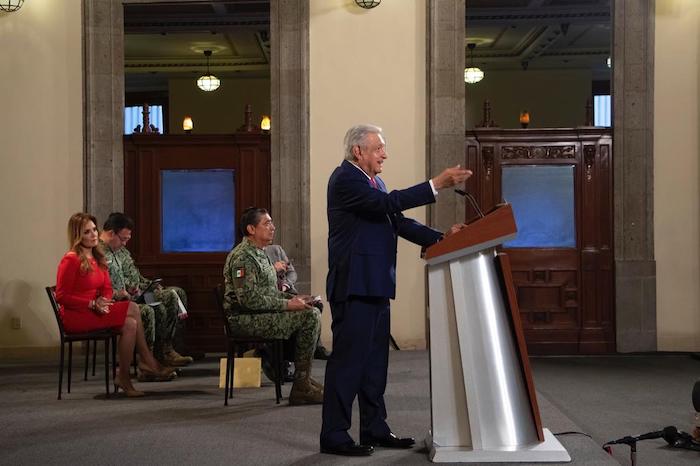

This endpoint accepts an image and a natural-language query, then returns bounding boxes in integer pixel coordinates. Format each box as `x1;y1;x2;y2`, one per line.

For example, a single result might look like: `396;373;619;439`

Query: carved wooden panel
466;128;614;354
501;145;576;160
124;134;271;352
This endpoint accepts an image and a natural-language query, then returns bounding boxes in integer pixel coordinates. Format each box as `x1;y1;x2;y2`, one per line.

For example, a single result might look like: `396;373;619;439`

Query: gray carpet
0;351;697;465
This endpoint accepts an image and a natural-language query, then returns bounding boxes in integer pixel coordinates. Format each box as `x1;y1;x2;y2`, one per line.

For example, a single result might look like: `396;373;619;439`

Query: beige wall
310;0;428;348
654;0;700;350
0;1;83;356
466;69;593;129
168;77;270;134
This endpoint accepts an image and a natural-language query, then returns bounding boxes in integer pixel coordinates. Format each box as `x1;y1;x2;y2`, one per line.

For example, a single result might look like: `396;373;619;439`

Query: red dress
55;252;129;333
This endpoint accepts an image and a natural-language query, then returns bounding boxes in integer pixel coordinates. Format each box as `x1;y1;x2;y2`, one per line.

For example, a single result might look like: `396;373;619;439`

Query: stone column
83;0;125;223
426;0;466;232
270;0;311;293
612;0;656;352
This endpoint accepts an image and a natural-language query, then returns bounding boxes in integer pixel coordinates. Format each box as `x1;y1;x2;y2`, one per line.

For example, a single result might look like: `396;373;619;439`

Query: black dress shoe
361;433;416;449
314;345;331;360
320;442;374;456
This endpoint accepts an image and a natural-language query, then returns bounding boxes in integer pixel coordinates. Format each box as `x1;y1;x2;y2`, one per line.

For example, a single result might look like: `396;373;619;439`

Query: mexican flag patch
235;267;245;278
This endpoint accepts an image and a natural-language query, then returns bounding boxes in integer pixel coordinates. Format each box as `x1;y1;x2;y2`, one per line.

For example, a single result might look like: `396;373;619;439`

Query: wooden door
465;128;614;354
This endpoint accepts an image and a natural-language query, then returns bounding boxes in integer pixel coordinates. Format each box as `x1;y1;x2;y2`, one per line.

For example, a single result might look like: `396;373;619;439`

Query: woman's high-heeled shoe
114;380;145;398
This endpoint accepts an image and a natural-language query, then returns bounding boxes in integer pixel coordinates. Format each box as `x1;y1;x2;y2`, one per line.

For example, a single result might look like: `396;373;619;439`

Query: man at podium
320;124;471;456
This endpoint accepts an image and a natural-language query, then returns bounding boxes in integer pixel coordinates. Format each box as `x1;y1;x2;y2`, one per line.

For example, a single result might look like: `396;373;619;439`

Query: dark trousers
320;297;391;447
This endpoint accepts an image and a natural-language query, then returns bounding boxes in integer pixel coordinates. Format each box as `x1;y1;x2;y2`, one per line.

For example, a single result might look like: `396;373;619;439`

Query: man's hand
431;165;472;190
115;289;131;300
286;297;312;311
273;261;288;273
445;223;467;237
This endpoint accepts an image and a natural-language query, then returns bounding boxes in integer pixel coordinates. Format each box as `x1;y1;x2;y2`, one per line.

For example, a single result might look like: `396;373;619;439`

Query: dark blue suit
320;160;442;448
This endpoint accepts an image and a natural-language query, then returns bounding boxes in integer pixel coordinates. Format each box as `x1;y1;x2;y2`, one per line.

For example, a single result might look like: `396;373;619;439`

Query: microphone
607;426;677;445
663;426;700;451
454;189;485;218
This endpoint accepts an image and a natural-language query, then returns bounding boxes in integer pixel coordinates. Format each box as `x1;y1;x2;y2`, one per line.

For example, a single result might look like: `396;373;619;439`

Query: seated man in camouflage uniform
223;207;323;405
100;213;192;376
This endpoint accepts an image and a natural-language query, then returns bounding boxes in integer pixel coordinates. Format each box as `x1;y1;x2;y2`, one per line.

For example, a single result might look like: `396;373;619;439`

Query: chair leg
67;341;73;394
104;337;110;399
224;344;232;406
58;342;65;400
232;345;237;398
84;340;90;381
132;348;138;377
111;335;117;383
92;338;97;376
274;340;282;404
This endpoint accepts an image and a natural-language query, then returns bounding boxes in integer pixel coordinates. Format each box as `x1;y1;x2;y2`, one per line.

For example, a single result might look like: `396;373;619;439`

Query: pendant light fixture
0;0;24;12
464;43;484;84
197;50;220;92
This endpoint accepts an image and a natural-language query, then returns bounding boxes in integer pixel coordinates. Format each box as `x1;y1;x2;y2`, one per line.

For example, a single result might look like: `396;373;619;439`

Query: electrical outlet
11;317;21;330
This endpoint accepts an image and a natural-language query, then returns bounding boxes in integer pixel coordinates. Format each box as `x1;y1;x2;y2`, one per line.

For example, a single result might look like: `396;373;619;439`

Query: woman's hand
93;296;114;314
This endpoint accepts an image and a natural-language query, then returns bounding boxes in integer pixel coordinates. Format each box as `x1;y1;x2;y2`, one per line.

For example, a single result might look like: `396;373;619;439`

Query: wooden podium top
424;204;517;264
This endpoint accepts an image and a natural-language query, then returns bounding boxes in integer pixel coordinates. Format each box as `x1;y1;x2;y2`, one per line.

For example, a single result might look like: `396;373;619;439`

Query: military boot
289;360;324;405
162;344;193;367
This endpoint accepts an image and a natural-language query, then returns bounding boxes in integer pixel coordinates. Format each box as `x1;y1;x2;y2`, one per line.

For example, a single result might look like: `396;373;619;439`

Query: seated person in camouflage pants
264;244;331;361
223;207;323;405
100;213;192;377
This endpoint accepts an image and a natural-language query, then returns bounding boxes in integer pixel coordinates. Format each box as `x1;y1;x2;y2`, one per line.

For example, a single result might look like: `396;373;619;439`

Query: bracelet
89;300;95;310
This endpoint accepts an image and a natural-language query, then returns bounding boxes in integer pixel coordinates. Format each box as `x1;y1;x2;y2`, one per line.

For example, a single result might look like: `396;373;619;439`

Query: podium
424;204;570;463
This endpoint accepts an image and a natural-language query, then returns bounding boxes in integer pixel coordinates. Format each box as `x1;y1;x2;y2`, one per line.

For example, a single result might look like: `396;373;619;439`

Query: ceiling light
355;0;381;8
0;0;24;12
197;50;220;92
464;43;484;84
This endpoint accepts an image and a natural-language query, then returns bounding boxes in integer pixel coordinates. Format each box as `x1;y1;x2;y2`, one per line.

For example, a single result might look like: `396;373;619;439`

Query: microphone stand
630;440;637;466
454;189;485;218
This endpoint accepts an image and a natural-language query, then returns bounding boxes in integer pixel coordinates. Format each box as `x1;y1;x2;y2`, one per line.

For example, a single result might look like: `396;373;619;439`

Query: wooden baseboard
0;346;60;362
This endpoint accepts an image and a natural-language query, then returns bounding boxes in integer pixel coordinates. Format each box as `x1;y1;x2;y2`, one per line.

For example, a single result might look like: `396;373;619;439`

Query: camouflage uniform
101;240;181;360
223;237;320;364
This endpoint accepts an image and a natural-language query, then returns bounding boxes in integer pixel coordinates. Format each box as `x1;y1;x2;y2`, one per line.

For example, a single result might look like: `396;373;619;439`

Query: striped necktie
369;177;378;189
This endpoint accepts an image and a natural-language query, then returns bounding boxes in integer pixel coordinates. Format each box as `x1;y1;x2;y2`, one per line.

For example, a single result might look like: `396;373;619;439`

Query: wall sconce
260;115;271;132
355;0;381;8
183;116;193;133
0;0;25;12
519;110;530;128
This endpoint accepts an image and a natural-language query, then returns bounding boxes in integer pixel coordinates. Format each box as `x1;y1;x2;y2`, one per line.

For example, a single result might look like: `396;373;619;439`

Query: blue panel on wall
161;170;236;252
502;165;575;248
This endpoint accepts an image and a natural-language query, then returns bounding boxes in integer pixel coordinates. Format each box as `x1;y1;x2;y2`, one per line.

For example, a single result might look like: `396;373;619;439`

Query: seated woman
55;212;173;397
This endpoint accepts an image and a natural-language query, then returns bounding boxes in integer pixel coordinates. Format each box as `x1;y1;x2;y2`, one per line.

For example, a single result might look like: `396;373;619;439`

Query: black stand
389;334;400;350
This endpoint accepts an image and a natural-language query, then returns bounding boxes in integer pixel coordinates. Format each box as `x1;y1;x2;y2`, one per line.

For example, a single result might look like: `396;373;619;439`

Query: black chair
46;286;118;400
213;284;284;405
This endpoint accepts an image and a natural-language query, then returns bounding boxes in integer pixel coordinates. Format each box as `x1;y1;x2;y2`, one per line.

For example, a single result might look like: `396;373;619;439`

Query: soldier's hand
286;297;311;311
431;165;472;190
273;261;288;272
115;289;131;300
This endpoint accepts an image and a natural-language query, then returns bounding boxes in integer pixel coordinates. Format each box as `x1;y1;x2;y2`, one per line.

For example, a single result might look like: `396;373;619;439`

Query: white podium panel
427;248;569;463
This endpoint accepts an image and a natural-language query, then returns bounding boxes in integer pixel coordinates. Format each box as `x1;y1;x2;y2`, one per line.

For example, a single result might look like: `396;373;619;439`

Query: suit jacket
326;160;442;302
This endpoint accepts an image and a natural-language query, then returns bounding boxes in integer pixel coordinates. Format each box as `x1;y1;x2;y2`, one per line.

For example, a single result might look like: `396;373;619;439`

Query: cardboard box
219;357;261;388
